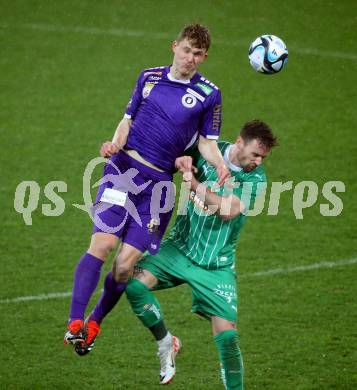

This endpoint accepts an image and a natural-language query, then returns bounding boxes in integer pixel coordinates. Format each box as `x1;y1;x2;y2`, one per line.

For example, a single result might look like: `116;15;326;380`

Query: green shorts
137;240;238;322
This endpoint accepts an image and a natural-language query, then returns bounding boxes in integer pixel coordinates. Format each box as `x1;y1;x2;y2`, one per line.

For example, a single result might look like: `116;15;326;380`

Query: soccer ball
248;35;288;74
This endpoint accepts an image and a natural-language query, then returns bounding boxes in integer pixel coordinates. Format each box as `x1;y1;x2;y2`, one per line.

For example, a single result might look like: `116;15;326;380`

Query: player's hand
175;156;198;175
100;141;119;157
216;162;230;186
175;156;198;185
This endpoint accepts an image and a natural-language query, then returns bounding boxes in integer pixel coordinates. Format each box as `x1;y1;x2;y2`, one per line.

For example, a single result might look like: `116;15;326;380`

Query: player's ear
236;136;246;151
172;40;178;52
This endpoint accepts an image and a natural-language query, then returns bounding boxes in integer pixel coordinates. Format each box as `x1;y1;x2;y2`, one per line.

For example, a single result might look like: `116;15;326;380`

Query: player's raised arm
197;136;230;185
100;116;132;157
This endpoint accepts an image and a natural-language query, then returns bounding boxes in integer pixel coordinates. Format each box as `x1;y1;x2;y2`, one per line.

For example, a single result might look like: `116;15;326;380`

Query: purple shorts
92;151;174;255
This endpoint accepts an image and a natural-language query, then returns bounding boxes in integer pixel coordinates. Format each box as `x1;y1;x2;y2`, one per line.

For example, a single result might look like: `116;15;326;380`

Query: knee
112;257;133;283
112;245;143;282
88;234;117;260
126;278;147;301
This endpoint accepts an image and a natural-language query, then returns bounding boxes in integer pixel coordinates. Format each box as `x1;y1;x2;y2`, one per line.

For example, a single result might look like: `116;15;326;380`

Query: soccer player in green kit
126;119;278;388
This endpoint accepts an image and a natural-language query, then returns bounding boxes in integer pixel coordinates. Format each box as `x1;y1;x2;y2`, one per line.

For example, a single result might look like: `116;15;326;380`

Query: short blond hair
177;23;211;50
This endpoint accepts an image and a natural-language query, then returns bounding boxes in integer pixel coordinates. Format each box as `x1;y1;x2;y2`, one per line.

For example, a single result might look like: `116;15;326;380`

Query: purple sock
69;252;104;321
89;271;127;324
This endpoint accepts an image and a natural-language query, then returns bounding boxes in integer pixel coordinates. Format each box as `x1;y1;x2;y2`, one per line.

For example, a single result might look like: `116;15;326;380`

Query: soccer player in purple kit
64;23;230;351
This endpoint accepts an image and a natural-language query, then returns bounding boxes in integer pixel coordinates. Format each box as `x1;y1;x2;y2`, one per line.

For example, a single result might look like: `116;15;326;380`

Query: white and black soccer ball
248;35;288;74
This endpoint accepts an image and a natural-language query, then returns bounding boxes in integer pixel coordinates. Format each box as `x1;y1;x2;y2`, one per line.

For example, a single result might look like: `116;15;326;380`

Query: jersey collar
166;66;201;84
167;71;191;84
224;144;242;172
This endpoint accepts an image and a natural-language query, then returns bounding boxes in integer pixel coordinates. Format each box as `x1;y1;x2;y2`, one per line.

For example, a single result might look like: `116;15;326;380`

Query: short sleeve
198;89;222;140
125;71;145;119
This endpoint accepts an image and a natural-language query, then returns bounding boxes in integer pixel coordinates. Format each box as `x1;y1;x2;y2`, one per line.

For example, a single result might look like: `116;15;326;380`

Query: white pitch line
241;257;357;278
0;22;356;61
0;291;72;304
0;22;171;39
1;257;356;305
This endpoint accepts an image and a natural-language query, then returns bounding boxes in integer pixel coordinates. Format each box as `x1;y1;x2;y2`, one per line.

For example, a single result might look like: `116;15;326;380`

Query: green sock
149;320;168;341
214;330;244;390
126;278;164;329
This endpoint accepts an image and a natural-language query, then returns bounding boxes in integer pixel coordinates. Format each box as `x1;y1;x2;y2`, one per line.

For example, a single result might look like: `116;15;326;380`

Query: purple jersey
124;66;222;172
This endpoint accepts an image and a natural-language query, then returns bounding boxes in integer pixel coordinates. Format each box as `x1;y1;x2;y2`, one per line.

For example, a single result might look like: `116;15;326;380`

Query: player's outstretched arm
197;136;230;185
100;117;132;157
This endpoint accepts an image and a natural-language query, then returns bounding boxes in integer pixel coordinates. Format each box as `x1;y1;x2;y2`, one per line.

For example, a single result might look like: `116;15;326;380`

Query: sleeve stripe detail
124;113;132;119
199;76;219;90
206;135;219;139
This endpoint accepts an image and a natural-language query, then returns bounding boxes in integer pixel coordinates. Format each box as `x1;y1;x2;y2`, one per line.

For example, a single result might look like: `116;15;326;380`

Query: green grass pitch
1;0;356;388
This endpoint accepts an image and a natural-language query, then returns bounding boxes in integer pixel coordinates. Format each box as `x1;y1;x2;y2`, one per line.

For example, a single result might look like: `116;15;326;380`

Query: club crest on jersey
142;82;155;98
181;93;197;108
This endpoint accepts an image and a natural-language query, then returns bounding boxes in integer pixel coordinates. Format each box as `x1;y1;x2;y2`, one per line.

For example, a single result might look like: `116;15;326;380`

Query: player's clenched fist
175;156;195;173
100;141;119;157
175;156;198;181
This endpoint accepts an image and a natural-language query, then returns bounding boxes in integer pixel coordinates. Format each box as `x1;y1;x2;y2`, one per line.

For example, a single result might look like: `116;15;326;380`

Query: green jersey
167;141;267;270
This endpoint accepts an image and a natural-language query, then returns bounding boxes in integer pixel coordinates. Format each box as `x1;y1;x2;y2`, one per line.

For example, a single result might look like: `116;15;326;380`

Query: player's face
235;138;270;172
171;39;208;78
